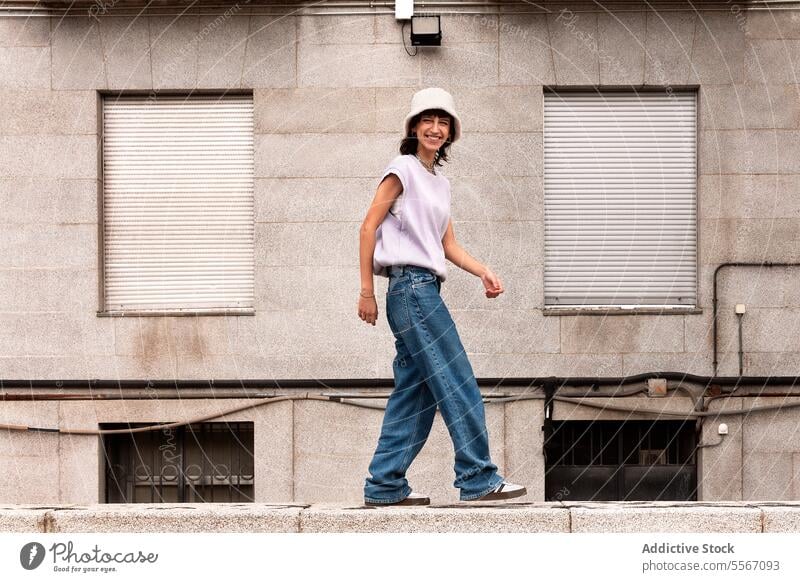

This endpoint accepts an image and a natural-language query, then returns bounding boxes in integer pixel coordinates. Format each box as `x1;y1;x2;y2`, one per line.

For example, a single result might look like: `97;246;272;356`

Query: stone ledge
3;501;800;533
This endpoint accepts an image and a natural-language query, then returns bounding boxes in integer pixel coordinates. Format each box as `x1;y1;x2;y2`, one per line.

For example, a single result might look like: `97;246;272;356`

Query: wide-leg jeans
363;264;504;503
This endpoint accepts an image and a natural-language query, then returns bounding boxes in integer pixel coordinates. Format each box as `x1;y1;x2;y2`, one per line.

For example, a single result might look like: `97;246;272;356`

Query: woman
358;87;527;506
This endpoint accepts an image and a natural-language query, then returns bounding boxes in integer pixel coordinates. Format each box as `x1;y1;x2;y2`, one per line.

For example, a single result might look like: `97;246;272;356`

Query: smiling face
412;110;451;157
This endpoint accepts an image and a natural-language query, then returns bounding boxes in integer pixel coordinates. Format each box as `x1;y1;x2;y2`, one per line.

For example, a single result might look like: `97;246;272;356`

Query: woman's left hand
480;268;504;299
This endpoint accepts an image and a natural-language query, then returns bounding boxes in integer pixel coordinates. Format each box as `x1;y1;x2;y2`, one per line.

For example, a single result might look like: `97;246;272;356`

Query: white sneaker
467;481;527;502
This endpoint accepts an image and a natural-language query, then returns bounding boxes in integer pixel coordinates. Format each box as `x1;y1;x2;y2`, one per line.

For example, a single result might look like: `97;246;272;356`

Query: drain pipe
540;377;559;465
713;262;800;377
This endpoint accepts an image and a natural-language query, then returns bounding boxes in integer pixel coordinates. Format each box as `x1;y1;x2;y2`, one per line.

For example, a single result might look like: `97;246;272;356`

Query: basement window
544;420;696;501
102;422;254;503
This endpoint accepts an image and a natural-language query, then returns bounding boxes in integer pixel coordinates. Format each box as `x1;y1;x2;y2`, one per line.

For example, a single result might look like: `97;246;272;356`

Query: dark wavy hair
399;108;454;168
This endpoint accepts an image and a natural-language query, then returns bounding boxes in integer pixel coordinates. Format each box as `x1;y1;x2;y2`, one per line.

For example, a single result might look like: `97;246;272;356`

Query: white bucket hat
403;87;461;143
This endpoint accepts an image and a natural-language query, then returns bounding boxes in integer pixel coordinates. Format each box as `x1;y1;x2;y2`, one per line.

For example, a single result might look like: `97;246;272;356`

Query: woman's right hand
358;294;378;326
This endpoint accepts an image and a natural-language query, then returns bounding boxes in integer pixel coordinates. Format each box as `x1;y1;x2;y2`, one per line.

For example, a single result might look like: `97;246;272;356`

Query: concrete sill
543;307;703;316
97;309;255;317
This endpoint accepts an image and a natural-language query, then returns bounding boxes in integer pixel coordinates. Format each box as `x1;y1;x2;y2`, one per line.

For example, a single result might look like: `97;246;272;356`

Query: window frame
541;86;701;316
96;89;256;317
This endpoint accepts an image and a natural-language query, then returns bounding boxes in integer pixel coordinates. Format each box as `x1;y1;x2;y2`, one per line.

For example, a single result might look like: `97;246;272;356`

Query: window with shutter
543;90;697;308
101;94;255;314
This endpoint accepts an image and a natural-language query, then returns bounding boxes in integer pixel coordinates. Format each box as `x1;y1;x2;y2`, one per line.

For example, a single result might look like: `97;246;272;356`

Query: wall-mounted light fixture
410;14;442;46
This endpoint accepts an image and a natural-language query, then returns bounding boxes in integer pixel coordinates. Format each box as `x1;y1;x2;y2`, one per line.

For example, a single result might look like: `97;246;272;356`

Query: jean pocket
386;288;411;333
410;271;437;288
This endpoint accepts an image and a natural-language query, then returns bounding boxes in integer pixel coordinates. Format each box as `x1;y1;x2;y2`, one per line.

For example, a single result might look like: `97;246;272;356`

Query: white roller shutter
543;90;697;307
102;95;255;312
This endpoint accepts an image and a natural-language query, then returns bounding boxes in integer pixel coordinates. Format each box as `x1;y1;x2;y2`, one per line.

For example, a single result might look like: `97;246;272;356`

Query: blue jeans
363;264;504;503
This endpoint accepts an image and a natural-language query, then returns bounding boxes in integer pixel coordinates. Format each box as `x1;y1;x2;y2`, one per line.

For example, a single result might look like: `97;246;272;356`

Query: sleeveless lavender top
373;154;451;281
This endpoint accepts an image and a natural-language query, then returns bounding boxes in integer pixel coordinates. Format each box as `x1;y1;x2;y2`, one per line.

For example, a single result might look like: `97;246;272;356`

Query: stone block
255;133;396;178
700;84;800;130
699;397;743;501
0;402;60;503
0;90;96;135
241;15;296;88
745;11;800;39
468;352;623;377
254;221;356;267
420;43;498;88
548;10;599;85
300;504;568;532
504;398;544;501
699;218;800;265
149;15;199;89
744;352;800;376
498;14;554;86
438;132;542;177
298;43;418;87
196;14;249;88
743;451;794;501
762;504;800;531
622;353;713;377
48;503;303;532
745;40;800;85
450;174;543;221
560;314;684;354
688;12;746;85
255;88;375;133
644;11;695;86
2;178;97;225
0;136;96;178
99;16;151;89
453;220;542;269
0;47;50;89
51;16;106;90
0;17;50;47
0;268;96;313
255;176;373;223
0;224;96;268
597;12;646;85
299;14;375;45
0;506;49;532
570;502;761;532
742;397;800;455
456;308;559;354
699;174;800;220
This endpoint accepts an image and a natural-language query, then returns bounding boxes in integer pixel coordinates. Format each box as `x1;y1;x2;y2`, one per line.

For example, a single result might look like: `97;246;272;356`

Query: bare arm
442;218;505;298
357;174;403;324
442;218;486;277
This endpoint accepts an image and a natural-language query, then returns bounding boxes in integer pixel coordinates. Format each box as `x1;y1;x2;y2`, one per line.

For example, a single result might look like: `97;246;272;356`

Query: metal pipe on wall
4;0;800;16
3;371;800;399
712;263;800;377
